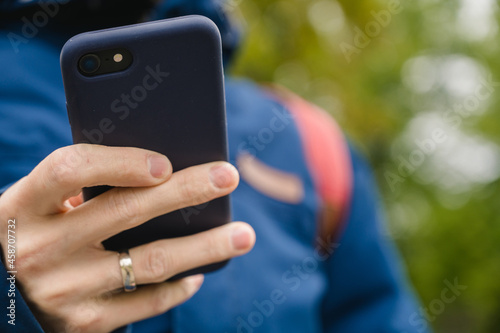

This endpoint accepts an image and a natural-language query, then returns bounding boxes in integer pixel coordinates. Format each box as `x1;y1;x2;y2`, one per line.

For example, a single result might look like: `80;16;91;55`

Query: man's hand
0;144;255;333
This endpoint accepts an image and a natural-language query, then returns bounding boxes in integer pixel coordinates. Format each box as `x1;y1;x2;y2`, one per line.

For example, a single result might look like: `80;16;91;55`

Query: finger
98;275;204;333
23;144;172;215
62;161;239;247
129;222;255;284
41;222;253;300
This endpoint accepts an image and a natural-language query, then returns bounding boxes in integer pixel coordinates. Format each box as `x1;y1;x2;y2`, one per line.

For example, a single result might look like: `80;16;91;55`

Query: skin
0;144;256;333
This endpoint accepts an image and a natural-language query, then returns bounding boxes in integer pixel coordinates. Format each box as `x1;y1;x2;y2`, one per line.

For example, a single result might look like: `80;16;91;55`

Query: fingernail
231;226;252;250
185;274;204;291
209;163;235;189
148;155;170;178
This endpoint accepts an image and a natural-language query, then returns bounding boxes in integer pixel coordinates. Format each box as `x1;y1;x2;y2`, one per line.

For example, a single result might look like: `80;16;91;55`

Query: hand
0;144;255;333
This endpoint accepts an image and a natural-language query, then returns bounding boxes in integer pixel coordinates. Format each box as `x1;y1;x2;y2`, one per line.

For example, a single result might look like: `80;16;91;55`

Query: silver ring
118;250;137;292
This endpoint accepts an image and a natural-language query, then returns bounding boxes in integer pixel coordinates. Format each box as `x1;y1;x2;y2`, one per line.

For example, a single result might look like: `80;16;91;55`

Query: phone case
61;16;230;278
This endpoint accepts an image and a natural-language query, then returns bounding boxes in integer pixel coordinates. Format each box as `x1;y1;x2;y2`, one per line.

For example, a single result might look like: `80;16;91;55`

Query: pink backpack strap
266;85;353;245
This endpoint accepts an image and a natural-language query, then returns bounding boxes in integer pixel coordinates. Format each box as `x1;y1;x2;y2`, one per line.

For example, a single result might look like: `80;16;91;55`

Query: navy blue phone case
61;16;230;278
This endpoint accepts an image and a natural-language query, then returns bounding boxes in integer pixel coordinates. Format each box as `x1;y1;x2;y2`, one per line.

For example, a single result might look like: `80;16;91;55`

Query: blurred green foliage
230;0;500;332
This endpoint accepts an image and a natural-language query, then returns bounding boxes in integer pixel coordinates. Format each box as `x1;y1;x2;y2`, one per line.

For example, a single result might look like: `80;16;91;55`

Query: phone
60;15;230;278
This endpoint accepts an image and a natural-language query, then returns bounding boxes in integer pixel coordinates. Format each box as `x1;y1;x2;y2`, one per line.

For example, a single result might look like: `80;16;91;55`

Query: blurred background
226;0;500;332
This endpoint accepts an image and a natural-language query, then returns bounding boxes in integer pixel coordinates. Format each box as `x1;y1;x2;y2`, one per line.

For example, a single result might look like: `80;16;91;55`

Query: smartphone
60;16;230;278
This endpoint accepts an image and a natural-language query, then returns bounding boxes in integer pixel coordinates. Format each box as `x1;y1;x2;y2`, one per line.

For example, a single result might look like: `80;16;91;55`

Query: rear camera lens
79;54;101;75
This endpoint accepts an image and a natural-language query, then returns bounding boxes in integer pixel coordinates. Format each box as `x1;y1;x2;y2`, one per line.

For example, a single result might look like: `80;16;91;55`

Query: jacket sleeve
321;146;431;333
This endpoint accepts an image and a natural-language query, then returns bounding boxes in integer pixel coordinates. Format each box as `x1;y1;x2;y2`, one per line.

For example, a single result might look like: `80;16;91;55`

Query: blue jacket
0;1;429;332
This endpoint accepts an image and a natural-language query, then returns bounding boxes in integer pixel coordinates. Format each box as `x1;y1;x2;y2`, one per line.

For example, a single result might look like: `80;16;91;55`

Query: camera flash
113;53;123;63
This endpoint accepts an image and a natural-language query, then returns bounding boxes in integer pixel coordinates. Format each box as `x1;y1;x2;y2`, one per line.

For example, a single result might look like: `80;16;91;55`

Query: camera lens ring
79;54;101;75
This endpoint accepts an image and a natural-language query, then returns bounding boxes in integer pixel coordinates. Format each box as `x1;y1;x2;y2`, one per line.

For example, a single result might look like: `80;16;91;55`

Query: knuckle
107;190;142;225
200;232;229;261
16;237;55;274
151;285;176;314
15;252;40;274
177;173;198;199
46;147;84;187
29;282;69;310
70;305;103;333
142;244;169;282
177;172;214;205
39;289;66;308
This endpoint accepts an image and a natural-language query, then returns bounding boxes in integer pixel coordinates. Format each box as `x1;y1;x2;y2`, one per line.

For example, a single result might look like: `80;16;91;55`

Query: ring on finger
118;250;137;292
